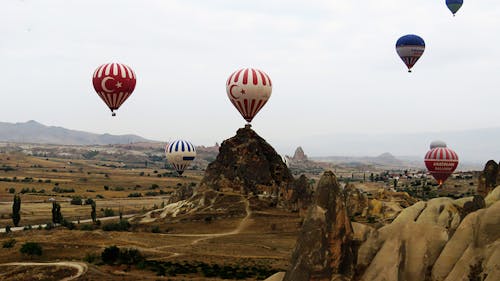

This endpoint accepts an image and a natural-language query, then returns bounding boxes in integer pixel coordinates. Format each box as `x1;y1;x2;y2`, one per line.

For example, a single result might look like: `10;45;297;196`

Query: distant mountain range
313;152;405;167
288;128;500;168
0;120;152;145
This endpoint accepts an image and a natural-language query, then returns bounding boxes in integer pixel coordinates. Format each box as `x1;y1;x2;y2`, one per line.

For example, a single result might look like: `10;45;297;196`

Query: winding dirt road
153;195;252;259
0;261;88;281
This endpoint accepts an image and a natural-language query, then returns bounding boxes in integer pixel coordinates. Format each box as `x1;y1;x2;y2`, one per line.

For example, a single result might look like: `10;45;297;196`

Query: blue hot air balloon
395;34;425;73
165;140;196;175
446;0;463;16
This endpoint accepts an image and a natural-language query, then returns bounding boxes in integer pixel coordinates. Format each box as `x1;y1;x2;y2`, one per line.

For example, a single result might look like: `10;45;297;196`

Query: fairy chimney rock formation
293;146;308;162
284;171;355;281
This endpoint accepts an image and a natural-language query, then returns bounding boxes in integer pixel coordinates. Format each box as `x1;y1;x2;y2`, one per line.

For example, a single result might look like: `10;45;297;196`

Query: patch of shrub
2;239;16;248
20;242;43;257
70;196;82;205
102;220;131;232
128;192;142;198
52;186;75;193
103;208;115;217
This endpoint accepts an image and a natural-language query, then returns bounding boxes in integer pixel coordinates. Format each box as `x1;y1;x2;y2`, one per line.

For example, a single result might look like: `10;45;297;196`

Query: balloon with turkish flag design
226;68;272;123
92;63;136;116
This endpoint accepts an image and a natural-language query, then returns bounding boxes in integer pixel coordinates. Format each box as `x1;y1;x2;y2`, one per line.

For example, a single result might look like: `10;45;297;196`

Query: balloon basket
112;112;116;117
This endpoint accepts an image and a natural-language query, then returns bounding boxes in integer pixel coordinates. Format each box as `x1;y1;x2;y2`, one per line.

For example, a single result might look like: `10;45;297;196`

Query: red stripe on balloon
242;69;249;85
244;99;249;117
251;69;258;85
264;73;272;87
236;100;246;117
257;70;267;86
227;71;235;86
234;69;244;83
249;99;256;116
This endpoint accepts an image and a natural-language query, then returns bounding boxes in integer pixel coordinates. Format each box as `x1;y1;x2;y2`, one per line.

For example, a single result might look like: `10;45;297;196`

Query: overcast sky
1;1;499;157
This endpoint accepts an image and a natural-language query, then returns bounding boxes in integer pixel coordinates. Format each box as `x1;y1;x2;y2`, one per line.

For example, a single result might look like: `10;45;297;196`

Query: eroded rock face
432;201;500;281
477;160;499;197
356;189;500;281
166;184;195;204
284;171;355;281
200;126;294;195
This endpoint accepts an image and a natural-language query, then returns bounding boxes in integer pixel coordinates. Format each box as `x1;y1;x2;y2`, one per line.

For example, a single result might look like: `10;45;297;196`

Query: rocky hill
200;125;295;196
0;120;151;145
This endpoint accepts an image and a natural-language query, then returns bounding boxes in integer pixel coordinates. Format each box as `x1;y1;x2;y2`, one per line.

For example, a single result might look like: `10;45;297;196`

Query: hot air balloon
424;142;459;185
165;140;196;175
226;68;272;123
396;35;425;73
92;63;136;116
446;0;463;16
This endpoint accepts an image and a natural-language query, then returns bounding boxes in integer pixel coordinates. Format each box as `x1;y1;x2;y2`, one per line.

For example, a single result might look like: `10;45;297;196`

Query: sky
1;0;499;158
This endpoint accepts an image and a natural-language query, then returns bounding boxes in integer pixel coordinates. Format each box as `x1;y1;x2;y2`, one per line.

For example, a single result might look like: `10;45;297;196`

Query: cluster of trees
7;195;99;230
145;260;279;279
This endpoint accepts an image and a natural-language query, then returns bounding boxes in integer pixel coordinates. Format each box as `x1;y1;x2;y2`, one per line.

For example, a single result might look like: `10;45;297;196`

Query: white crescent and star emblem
101;77;115;93
229;84;246;100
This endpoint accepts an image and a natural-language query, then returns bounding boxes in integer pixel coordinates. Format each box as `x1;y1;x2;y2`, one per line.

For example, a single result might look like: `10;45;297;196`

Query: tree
12;194;21;227
370;173;374;182
20;242;43;259
101;245;120;265
91;201;97;223
52;202;63;224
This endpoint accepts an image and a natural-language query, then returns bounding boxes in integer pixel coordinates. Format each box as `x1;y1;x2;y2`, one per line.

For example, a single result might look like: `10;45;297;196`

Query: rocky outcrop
287;174;314;214
344;183;369;218
431;200;500;281
292;146;308;162
356;188;500;281
284;171;355;281
166;184;195;204
200;126;294;196
477;160;499;197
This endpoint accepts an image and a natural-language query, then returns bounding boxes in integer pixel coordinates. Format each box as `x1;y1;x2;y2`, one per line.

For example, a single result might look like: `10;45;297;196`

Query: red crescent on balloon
229;84;240;100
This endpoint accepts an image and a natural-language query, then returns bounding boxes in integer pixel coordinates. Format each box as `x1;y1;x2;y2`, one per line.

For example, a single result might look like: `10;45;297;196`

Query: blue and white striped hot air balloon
396;34;425;73
165;140;196;175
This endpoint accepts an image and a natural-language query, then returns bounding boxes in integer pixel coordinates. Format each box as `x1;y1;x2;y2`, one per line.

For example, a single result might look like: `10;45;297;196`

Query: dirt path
0;261;88;281
0;214;136;233
154;195;252;258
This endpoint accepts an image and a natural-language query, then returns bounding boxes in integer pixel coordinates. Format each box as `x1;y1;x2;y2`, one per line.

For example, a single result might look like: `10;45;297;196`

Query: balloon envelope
446;0;463;15
165;140;196;175
226;68;272;123
92;63;136;115
396;35;425;72
424;146;459;185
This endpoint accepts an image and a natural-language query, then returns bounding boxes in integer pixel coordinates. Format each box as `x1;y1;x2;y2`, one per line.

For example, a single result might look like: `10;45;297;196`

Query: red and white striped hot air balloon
92;63;136;116
424;142;459;186
226;68;272;123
